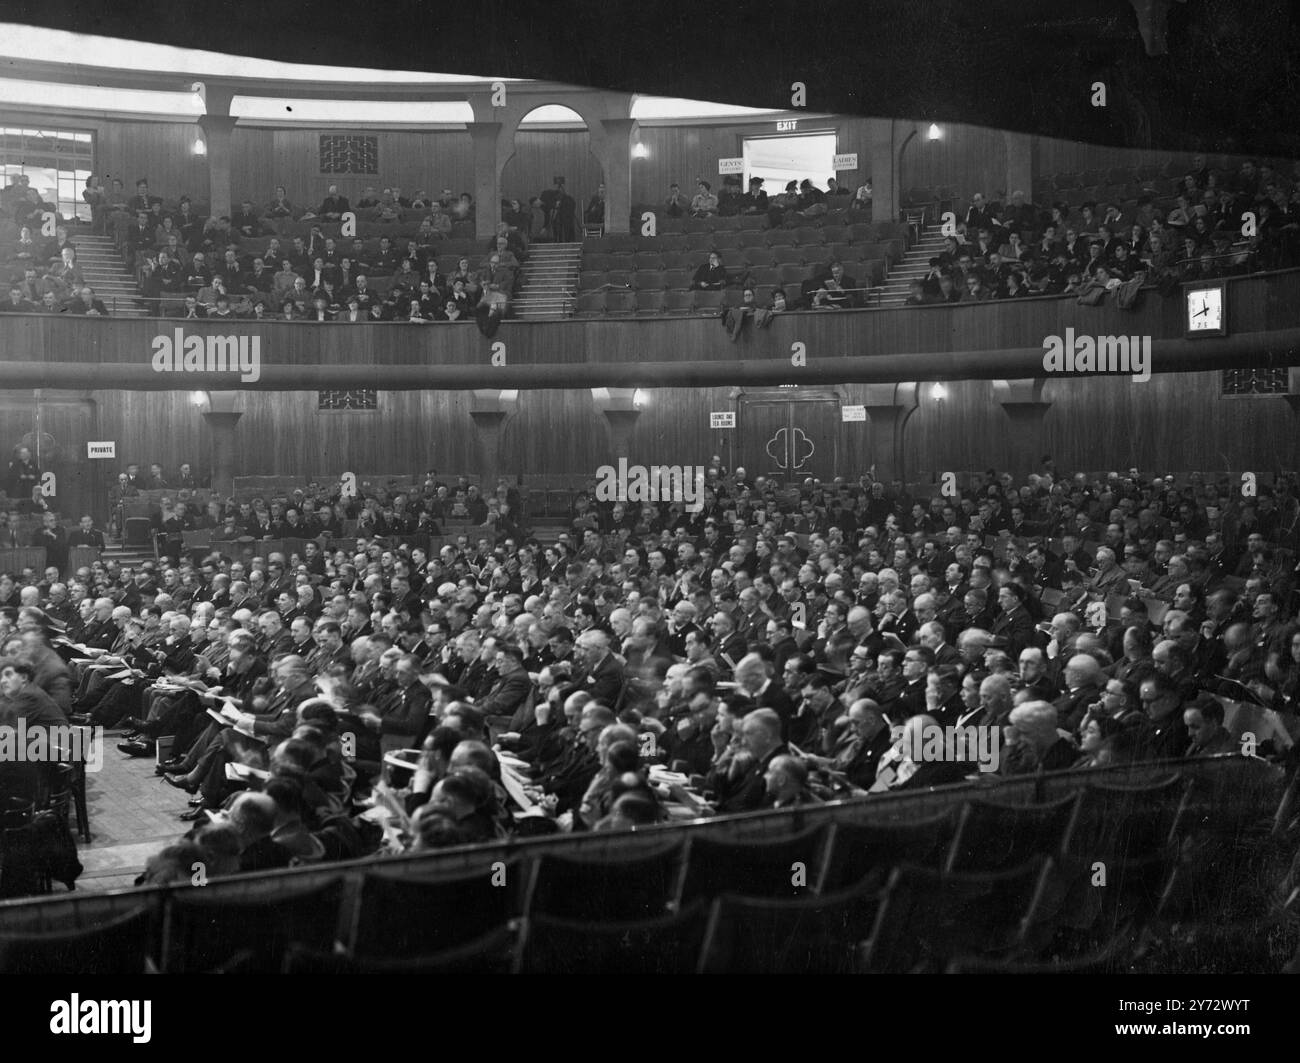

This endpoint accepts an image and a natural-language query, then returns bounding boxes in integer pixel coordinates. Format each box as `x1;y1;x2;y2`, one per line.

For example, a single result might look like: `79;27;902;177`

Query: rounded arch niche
499;104;604;216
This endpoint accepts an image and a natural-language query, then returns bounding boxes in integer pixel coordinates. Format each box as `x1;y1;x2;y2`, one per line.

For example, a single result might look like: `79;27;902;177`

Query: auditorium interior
1;23;1300;976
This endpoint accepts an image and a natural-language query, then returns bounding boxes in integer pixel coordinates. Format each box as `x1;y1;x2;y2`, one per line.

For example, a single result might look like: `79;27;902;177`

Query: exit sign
87;441;116;459
776;120;798;132
710;411;736;429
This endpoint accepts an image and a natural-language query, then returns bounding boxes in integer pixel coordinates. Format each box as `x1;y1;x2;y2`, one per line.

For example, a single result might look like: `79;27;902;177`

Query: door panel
738;395;840;482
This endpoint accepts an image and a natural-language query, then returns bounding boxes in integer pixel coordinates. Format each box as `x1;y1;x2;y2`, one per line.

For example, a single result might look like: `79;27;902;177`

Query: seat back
163;877;345;973
518;902;711;975
352;865;519;957
1069;775;1189;861
862;858;1050;973
286;924;518;974
0;906;151;974
817;812;953;893
699;883;880;974
678;825;829;904
525;842;685;921
945;793;1081;872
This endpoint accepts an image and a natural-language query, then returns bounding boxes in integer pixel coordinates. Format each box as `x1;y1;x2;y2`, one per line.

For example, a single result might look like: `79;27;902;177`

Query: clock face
1186;286;1225;334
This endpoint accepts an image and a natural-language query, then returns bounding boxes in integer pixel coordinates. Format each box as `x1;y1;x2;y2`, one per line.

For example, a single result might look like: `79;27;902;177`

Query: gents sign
151;328;262;382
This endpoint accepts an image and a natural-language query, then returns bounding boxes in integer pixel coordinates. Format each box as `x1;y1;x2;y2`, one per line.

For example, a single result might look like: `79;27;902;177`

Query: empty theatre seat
1067;775;1190;862
661;268;691;290
861;858;1052;973
772;246;804;265
604;291;636;315
692;291;723;312
745;247;777;268
524;842;685;921
629;271;665;290
944;793;1082;873
635;290;666;313
285;924;518;974
719;249;747;271
162;877;345;973
0;907;152;974
632;252;664;271
678;825;830;905
711;231;742;250
661;290;694;314
737;229;771;248
817;813;953;893
604;269;632;288
350;865;520;957
698;883;881;974
517;902;712;975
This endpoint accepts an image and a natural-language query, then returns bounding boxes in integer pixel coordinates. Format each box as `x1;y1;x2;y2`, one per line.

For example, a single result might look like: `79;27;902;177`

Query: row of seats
586;222;896;255
572;287;815;316
579;258;885;291
0;770;1234;973
583;241;895;271
626;207;871;235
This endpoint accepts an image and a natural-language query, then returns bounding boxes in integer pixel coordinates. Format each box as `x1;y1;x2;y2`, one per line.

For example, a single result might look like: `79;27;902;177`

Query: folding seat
946;933;1132;974
691;290;723;313
699;884;881;974
944;793;1082;873
845;223;874;243
655;232;689;251
604;291;637;315
658;250;688;270
683;217;713;233
1067;775;1189;863
585;236;613;255
572;292;606;316
817;813;953;894
772;245;804;265
661;268;692;291
719;249;747;271
517;902;712;975
747;267;780;289
163;878;345;973
583;253;615;272
285;925;518;974
711;230;742;250
350;866;521;958
524;842;685;922
678;825;830;905
632;252;663;271
659;216;686;234
684;232;713;252
661;289;694;314
744;247;776;268
858;258;886;286
578;270;604;290
792;227;826;247
604;269;632;289
778;263;809;288
765;227;795;247
0;907;152;974
629;270;666;290
826;242;857;263
715;214;744;230
860;858;1052;973
605;232;638;254
720;287;746;309
635;290;666;314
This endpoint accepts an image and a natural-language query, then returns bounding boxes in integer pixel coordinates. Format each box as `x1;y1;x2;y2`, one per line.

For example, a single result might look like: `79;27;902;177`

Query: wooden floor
72;728;195;893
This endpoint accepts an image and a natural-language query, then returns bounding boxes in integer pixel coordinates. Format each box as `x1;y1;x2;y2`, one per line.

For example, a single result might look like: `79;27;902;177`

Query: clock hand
1194;307;1208;317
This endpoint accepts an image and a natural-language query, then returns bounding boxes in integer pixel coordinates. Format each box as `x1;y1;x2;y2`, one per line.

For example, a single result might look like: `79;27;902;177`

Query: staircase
70;234;150;317
512;242;583;320
877;222;948;308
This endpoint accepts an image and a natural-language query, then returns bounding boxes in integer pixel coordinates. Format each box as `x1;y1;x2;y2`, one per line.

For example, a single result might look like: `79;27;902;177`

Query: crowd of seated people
664;174;867;223
1;455;1298;889
905;156;1300;307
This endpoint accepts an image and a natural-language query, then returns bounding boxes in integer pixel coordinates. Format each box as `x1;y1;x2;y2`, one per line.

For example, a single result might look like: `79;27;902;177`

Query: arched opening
501;104;603;231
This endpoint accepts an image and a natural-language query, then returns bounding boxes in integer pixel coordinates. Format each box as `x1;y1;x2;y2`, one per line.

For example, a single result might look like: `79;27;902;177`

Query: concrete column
469;388;518;490
468;122;503;242
600;117;638;235
197;115;238;221
866;118;897;225
993;379;1052;477
1004;131;1034;205
861;383;918;484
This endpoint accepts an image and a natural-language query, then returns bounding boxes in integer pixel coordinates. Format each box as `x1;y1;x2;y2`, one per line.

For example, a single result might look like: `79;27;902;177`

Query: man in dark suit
476;643;534;721
1052;653;1104;735
991;582;1036;658
703;708;787;815
570;630;624;707
66;514;106;551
